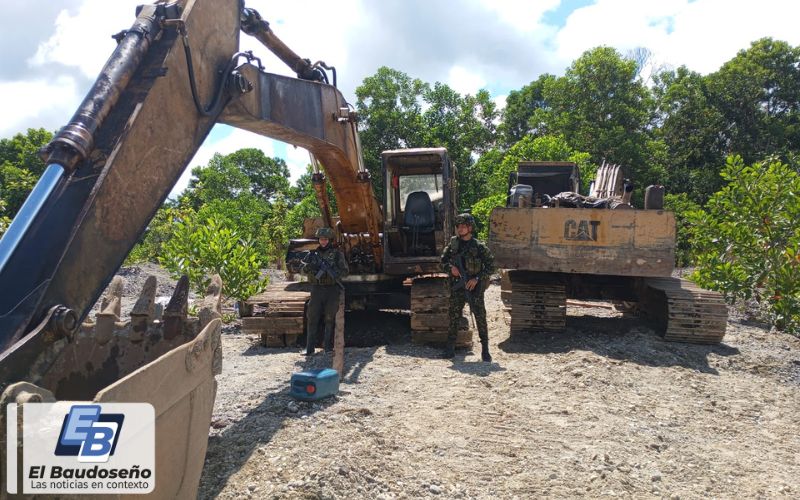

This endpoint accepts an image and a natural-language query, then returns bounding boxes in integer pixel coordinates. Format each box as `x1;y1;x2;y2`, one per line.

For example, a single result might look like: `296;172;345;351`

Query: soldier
301;227;349;356
440;213;495;361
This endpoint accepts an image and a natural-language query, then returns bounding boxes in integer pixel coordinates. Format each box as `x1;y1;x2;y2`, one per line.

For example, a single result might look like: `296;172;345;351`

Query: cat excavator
0;0;459;496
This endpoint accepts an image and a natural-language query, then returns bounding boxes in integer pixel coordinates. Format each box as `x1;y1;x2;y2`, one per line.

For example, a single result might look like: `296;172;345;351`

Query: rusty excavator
0;0;461;497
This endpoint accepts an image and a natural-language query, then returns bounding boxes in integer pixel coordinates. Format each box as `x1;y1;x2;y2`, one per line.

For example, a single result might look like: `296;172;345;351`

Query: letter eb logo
54;405;124;463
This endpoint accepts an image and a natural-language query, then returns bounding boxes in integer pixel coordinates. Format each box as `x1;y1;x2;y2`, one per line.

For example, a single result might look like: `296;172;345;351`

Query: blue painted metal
289;368;339;401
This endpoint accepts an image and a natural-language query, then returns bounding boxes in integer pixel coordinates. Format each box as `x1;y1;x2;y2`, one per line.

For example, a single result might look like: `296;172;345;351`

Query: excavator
0;0;460;497
489;161;728;344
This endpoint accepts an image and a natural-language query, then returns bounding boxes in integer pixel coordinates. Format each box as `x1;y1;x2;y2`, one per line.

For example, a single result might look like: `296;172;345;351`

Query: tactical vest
309;247;342;286
451;237;485;277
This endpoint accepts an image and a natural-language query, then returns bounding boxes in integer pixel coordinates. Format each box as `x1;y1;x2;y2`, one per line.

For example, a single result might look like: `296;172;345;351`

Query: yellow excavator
0;1;461;496
489;161;728;344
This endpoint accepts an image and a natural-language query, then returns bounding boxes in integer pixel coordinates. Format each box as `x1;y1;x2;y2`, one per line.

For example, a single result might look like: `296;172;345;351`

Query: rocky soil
175;270;800;499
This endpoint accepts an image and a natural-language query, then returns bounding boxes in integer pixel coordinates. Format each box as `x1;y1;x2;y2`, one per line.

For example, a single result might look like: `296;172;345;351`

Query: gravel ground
189;276;799;499
104;264;800;499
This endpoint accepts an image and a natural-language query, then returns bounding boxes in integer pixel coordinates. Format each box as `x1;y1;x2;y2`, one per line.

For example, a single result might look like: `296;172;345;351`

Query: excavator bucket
0;275;223;498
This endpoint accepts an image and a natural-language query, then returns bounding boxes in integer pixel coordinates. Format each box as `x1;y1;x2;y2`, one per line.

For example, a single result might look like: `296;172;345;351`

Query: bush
159;214;269;301
125;204;193;265
663;193;702;267
688;156;800;334
470;193;506;240
0;198;10;238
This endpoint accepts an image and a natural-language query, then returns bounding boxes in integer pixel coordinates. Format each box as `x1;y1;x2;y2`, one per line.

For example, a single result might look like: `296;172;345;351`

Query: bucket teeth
164;275;190;339
100;276;124;319
130;275;157;338
81;273;225;341
199;274;223;328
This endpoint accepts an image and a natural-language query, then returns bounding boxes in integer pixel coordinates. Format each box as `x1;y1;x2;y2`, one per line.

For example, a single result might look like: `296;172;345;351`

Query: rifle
310;252;345;290
451;254;478;325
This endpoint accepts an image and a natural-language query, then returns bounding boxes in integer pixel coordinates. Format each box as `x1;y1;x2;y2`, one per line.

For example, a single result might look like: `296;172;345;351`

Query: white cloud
447;66;488;96
553;0;800;75
5;0;800;187
30;0;141;78
0;77;78;137
477;0;560;32
284;145;312;180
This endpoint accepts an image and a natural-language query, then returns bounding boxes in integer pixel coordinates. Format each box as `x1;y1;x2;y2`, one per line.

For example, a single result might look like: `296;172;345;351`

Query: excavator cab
381;148;456;275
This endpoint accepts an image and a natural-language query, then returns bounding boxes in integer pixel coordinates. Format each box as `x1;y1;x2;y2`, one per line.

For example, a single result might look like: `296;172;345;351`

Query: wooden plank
333;290;345;378
243;316;304;331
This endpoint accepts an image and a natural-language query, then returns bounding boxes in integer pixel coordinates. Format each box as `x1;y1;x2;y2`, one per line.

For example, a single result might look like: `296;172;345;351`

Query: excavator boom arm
0;0;380;385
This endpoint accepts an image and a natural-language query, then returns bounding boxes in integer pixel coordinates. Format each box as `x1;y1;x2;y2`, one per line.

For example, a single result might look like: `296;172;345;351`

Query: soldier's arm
440;242;454;273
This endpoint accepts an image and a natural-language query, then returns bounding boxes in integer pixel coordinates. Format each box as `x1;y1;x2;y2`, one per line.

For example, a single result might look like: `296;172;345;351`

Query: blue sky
2;0;799;196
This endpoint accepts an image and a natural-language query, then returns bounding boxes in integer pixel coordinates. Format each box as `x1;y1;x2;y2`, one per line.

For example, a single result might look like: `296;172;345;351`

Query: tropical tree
356;67;427;198
652;66;728;202
707;38;800;164
541;47;654;184
498;74;554;148
0;128;52;218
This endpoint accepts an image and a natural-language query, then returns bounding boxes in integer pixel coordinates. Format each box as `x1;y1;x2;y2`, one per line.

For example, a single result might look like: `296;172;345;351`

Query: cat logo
564;219;600;241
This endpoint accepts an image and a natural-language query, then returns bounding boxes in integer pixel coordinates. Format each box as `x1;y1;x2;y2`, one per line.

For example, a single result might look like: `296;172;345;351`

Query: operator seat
402;191;435;255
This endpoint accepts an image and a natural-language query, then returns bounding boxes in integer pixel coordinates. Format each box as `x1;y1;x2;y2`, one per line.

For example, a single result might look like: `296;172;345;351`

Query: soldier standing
301;227;349;356
440;213;495;361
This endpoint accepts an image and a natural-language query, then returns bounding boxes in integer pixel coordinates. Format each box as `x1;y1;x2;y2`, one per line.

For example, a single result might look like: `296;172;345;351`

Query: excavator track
640;277;728;344
243;282;310;347
508;274;567;335
500;270;512;310
410;276;472;347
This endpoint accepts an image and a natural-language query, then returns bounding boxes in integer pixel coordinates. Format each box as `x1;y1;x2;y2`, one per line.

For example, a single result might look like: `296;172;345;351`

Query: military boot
480;336;492;362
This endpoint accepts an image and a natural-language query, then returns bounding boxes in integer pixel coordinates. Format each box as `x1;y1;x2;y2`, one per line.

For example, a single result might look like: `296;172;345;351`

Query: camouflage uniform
440;215;494;360
301;228;349;355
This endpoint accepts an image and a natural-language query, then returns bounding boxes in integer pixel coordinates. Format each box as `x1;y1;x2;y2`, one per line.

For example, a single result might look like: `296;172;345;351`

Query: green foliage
498;74;554;147
653;66;727;202
689;156;800;333
0;198;10;238
355;67;497;206
470;193;506;240
540;47;653;181
261;195;291;266
663;193;702;267
0;128;52;219
159;214;268;301
183;149;290;207
125;203;192;265
286;195;322;238
487;135;593;195
356;67;428;199
464;149;505;211
422;85;498;209
0;128;52;177
706;38;800;164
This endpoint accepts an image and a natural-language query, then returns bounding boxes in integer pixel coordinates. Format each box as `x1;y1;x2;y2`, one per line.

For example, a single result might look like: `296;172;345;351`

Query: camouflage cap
454;213;475;226
315;227;335;238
